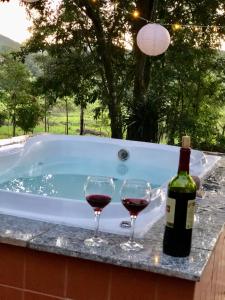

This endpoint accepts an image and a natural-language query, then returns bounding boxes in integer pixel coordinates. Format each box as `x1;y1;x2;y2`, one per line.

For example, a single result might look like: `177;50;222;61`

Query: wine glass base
84;236;108;247
120;240;144;251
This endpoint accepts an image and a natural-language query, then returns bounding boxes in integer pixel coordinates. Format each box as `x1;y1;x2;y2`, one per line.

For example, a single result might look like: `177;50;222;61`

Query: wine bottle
163;136;196;257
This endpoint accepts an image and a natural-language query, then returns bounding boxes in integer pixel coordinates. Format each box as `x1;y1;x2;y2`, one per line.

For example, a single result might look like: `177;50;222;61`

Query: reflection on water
0;174;159;203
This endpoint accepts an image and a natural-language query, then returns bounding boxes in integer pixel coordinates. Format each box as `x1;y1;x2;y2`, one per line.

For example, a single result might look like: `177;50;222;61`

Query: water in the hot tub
0;174;159;203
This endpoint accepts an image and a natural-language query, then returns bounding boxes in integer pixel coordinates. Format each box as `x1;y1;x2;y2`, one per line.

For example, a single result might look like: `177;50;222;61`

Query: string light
169;23;224;31
168;23;225;31
116;5;225;31
111;2;224;55
88;1;224;56
24;0;225;31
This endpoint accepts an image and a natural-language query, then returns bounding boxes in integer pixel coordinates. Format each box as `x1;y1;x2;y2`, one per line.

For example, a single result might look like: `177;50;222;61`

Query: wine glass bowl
120;179;151;251
84;176;115;247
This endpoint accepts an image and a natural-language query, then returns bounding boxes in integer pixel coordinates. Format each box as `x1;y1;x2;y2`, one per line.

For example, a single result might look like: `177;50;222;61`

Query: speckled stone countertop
0;155;224;282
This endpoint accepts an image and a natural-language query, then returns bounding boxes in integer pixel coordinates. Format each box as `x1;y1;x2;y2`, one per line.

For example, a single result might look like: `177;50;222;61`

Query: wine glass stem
94;210;101;238
129;215;136;243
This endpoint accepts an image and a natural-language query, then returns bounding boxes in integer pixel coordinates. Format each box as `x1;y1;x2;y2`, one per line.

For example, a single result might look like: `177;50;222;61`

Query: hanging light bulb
172;23;182;31
132;9;140;19
193;26;199;32
137;23;171;56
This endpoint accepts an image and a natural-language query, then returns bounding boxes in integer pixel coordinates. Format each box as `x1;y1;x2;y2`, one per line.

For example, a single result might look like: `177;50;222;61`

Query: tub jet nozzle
118;149;129;161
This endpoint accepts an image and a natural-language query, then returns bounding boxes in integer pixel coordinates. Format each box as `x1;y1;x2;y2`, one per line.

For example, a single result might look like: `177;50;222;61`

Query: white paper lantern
137;23;171;56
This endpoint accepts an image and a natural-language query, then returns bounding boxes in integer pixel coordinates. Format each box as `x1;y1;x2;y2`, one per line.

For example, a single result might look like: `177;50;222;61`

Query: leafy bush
16;99;42;133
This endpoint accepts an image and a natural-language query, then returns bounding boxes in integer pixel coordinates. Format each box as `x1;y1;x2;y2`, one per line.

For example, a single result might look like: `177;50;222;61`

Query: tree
23;0;225;143
127;0;225;142
162;46;225;147
16;97;42;133
33;50;100;135
0;54;42;135
21;0;137;138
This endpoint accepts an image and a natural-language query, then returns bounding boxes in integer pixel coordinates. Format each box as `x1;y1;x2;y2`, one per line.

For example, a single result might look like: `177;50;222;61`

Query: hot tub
0;134;220;237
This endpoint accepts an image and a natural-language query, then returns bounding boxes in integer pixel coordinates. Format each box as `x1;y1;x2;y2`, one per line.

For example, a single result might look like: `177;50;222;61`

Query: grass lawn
0;104;111;139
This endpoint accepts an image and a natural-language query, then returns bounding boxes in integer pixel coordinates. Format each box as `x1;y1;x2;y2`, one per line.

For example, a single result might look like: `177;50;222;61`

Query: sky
0;0;32;43
222;40;225;50
0;0;225;50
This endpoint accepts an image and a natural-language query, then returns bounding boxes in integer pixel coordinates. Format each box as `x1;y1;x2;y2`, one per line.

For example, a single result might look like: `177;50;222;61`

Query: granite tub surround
26;156;225;281
26;197;224;281
0;155;221;287
0;214;54;247
27;221;212;281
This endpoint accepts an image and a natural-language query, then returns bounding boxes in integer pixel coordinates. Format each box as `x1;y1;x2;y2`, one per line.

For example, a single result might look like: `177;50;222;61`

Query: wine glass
120;179;151;251
84;176;115;247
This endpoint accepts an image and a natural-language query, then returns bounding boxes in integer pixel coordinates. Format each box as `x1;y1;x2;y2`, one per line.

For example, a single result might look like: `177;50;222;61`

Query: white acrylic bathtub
0;134;220;237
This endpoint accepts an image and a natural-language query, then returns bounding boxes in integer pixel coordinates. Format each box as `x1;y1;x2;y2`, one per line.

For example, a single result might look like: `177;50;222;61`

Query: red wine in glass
86;194;112;212
122;198;149;216
84;176;115;247
120;179;151;251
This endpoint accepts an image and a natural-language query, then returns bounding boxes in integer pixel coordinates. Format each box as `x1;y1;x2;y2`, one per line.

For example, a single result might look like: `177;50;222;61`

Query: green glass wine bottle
163;136;197;257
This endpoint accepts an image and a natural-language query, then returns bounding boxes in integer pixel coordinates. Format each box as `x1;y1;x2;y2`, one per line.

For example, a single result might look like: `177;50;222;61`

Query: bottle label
165;197;176;228
186;200;195;229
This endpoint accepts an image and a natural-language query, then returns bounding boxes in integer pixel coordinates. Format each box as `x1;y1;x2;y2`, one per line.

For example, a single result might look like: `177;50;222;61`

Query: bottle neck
178;147;190;174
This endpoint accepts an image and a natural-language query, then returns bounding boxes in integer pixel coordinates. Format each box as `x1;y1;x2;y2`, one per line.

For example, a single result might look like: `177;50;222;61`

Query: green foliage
16;98;42;133
23;0;137;138
0;53;42;134
3;0;225;150
0;102;7;126
158;47;225;148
